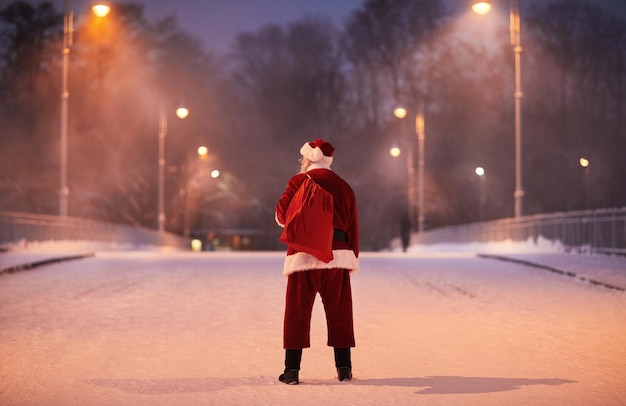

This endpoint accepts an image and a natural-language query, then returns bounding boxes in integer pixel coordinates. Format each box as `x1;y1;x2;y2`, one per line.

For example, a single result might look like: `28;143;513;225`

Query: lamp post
579;157;590;210
472;0;524;218
59;1;110;216
393;104;425;233
183;146;220;236
475;166;486;221
158;103;189;232
416;111;425;233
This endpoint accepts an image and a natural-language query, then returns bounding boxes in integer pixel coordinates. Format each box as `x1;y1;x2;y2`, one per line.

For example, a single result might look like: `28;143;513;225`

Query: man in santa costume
275;138;359;384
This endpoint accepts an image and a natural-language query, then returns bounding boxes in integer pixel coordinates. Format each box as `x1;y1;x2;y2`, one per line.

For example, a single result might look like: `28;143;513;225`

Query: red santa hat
300;138;335;167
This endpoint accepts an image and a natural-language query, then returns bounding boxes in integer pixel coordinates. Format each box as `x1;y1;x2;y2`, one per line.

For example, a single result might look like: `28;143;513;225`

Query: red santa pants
283;268;355;349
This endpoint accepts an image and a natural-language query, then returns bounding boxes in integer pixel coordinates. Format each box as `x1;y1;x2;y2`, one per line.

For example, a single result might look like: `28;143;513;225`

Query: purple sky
140;0;364;53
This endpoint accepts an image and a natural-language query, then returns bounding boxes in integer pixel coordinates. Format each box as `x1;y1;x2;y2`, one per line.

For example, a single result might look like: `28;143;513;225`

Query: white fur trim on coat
283;249;359;276
275;211;285;227
306;161;331;171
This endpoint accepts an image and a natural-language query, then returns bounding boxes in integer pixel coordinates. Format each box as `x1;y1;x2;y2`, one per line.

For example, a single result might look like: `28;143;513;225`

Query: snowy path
0;251;625;405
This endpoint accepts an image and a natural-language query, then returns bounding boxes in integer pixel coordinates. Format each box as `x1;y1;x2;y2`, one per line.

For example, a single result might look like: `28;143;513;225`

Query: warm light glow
176;107;190;119
197;146;208;157
579;157;590;168
472;1;492;15
394;107;408;119
416;115;424;134
210;169;220;179
475;167;485;176
191;239;203;252
91;3;111;17
390;146;402;158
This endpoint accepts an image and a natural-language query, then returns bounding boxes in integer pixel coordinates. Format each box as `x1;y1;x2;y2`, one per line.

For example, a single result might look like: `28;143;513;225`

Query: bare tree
0;1;62;213
228;16;347;231
525;0;626;212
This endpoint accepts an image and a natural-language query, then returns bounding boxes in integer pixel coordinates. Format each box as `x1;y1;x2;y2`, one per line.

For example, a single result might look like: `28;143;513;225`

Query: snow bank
4;239;181;253
389;235;565;254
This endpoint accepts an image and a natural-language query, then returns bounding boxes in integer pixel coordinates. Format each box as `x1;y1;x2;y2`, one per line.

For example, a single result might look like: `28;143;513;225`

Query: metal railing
3;208;625;255
410;208;626;255
0;211;190;250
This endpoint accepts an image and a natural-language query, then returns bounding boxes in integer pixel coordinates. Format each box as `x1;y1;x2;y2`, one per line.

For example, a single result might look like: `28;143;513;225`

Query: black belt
333;229;348;242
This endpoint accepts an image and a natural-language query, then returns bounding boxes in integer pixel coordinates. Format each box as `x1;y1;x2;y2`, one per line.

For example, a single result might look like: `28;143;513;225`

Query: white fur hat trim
300;142;324;162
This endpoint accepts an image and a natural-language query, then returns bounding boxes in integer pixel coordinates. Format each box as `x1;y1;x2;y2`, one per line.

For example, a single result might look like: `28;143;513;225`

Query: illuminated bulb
472;1;492;15
191;239;203;252
176;107;189;119
475;167;485;176
393;107;408;119
579;157;589;168
92;3;111;17
211;169;220;179
197;146;208;157
389;147;401;158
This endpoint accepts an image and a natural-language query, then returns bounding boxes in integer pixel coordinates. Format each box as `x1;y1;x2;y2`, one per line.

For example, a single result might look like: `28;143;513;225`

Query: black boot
334;348;352;382
337;367;352;382
278;349;302;385
279;369;299;385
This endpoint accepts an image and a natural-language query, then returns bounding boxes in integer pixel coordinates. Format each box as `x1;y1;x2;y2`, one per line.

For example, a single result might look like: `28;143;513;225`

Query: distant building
189;228;269;251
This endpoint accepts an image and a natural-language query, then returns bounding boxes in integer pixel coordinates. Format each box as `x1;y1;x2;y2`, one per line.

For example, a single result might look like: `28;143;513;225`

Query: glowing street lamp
158;103;190;232
91;2;111;17
475;166;487;220
197;145;209;158
176;106;190;119
472;0;524;218
579;157;590;210
183;146;219;236
393;107;408;119
579;157;589;168
389;145;402;158
393;104;425;233
59;1;111;216
471;1;491;15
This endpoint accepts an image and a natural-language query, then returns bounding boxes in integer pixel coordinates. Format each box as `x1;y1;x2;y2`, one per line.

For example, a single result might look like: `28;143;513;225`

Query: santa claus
275;138;359;385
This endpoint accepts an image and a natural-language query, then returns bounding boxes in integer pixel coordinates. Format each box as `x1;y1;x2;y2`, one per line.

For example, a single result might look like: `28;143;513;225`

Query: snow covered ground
1;242;625;405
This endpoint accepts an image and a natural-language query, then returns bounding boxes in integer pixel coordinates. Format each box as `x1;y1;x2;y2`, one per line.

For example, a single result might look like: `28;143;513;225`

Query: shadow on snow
87;375;575;395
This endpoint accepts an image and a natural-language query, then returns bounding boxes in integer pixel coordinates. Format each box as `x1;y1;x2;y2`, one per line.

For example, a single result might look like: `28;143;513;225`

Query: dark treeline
1;0;625;250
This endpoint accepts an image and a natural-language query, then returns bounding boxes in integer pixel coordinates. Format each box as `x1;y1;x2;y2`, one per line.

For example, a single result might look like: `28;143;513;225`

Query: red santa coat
276;165;359;276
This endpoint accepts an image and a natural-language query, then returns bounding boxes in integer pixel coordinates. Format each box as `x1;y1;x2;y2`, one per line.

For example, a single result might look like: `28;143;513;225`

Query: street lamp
158;104;190;232
579;157;589;169
472;0;524;218
393;104;425;233
59;0;111;216
182;146;220;236
579;157;590;210
91;2;111;17
475;166;486;221
197;145;208;158
471;1;491;14
389;145;402;158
